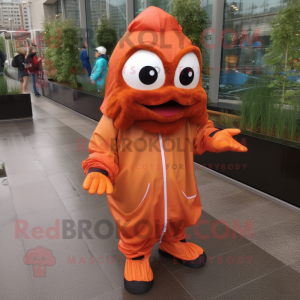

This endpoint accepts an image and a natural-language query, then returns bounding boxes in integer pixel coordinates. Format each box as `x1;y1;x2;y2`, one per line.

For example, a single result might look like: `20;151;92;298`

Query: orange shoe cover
159;239;206;268
124;252;153;294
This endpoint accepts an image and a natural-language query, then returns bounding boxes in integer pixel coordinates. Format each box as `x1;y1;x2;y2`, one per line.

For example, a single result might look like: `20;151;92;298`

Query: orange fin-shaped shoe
124;253;153;294
159;239;207;269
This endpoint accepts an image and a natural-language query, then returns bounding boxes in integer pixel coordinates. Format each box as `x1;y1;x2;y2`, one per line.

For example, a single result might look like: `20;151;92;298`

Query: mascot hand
83;172;113;195
209;129;248;153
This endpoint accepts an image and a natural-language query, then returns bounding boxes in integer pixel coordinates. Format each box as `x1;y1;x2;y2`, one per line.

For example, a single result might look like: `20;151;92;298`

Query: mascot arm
82;115;119;195
194;119;248;155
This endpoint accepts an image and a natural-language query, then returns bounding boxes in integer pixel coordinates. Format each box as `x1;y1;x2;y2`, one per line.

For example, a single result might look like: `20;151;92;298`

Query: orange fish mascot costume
82;7;247;294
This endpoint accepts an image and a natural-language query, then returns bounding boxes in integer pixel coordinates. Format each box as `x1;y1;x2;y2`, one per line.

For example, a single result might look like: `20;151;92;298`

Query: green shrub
240;86;299;140
263;0;300;103
9;40;16;58
43;18;82;88
0;37;6;56
0;75;8;95
8;84;21;95
171;0;209;55
96;14;117;56
220;113;235;128
81;78;97;94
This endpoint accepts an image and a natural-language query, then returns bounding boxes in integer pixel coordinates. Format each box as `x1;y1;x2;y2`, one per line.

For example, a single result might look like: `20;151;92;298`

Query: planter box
0;94;32;120
195;129;300;208
42;80;104;122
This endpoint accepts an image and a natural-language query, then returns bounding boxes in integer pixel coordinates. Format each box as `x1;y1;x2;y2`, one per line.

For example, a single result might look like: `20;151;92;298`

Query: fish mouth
144;100;184;117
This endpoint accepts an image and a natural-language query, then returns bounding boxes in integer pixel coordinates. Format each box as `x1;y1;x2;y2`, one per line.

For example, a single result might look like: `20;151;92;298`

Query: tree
264;0;300;103
43;17;82;88
0;37;6;56
170;0;210;55
9;40;16;57
96;14;118;56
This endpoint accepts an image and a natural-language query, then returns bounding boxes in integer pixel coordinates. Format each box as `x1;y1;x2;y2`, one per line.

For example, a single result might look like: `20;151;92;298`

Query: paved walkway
1;91;300;300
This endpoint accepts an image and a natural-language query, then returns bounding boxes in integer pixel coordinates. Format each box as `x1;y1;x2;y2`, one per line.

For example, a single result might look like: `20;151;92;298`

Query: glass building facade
39;0;300;143
219;0;289;101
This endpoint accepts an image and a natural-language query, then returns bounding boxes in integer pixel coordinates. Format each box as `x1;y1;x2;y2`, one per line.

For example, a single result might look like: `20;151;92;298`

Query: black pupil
139;66;158;85
180;67;194;86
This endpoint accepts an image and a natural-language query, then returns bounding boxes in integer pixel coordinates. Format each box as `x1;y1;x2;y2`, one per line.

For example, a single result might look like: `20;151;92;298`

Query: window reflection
219;0;289;101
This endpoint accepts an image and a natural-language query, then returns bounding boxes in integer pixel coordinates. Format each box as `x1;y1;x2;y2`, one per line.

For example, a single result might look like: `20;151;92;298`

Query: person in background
91;46;108;92
16;48;29;94
0;48;6;76
26;46;42;97
80;42;91;77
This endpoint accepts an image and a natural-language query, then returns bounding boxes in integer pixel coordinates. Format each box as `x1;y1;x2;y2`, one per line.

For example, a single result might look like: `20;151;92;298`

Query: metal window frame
208;0;225;104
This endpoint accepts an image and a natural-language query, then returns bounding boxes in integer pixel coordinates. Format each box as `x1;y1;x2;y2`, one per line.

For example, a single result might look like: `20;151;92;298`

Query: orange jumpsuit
83;114;217;258
82;8;246;271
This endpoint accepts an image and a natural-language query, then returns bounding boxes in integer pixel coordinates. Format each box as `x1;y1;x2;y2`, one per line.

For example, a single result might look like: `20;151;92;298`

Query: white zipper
159;134;167;243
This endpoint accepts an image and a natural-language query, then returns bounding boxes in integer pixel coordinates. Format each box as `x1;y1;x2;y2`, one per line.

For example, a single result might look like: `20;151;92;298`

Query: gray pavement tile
34;147;82;176
217;201;300;236
288;260;300;273
252;217;300;264
7;171;67;218
48;170;107;202
44;126;88;145
34;117;66;129
0;136;35;158
15;119;45;134
61;142;90;167
0;223;37;300
69;125;96;140
0;183;17;227
173;243;284;300
59;117;97;127
22;237;113;300
201;190;269;220
194;166;223;187
0;122;22;138
3;155;45;176
198;180;243;203
91;257;194;300
213;265;300;300
153;211;251;274
62;202;120;258
48;173;81;200
24;132;61;149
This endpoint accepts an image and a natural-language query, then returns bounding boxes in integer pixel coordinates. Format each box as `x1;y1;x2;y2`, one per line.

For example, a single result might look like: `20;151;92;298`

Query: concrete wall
30;0;46;30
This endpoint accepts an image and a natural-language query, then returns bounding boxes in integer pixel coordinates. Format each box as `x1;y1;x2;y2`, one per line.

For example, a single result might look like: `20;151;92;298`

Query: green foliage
96;14;118;55
220;113;236;129
0;75;21;95
151;0;171;12
81;78;97;94
0;37;6;56
263;0;300;102
43;18;82;88
9;40;16;57
0;75;8;95
8;84;21;95
240;86;299;141
171;0;209;54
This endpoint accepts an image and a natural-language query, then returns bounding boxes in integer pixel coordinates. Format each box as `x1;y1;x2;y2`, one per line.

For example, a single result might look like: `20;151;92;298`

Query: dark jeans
32;74;40;96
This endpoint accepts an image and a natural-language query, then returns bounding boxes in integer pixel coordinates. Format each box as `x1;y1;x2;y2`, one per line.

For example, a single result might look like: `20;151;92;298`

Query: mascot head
101;6;208;135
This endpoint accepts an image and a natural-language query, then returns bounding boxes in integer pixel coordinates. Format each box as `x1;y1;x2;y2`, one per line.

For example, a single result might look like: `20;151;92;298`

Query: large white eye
122;50;165;90
175;52;200;89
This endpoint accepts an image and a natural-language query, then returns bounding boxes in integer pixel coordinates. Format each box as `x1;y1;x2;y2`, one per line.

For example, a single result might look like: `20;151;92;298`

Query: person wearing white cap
91;46;109;92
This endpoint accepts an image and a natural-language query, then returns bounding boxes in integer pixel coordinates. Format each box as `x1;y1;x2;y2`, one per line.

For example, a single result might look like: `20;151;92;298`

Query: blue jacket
91;55;108;89
80;49;92;77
